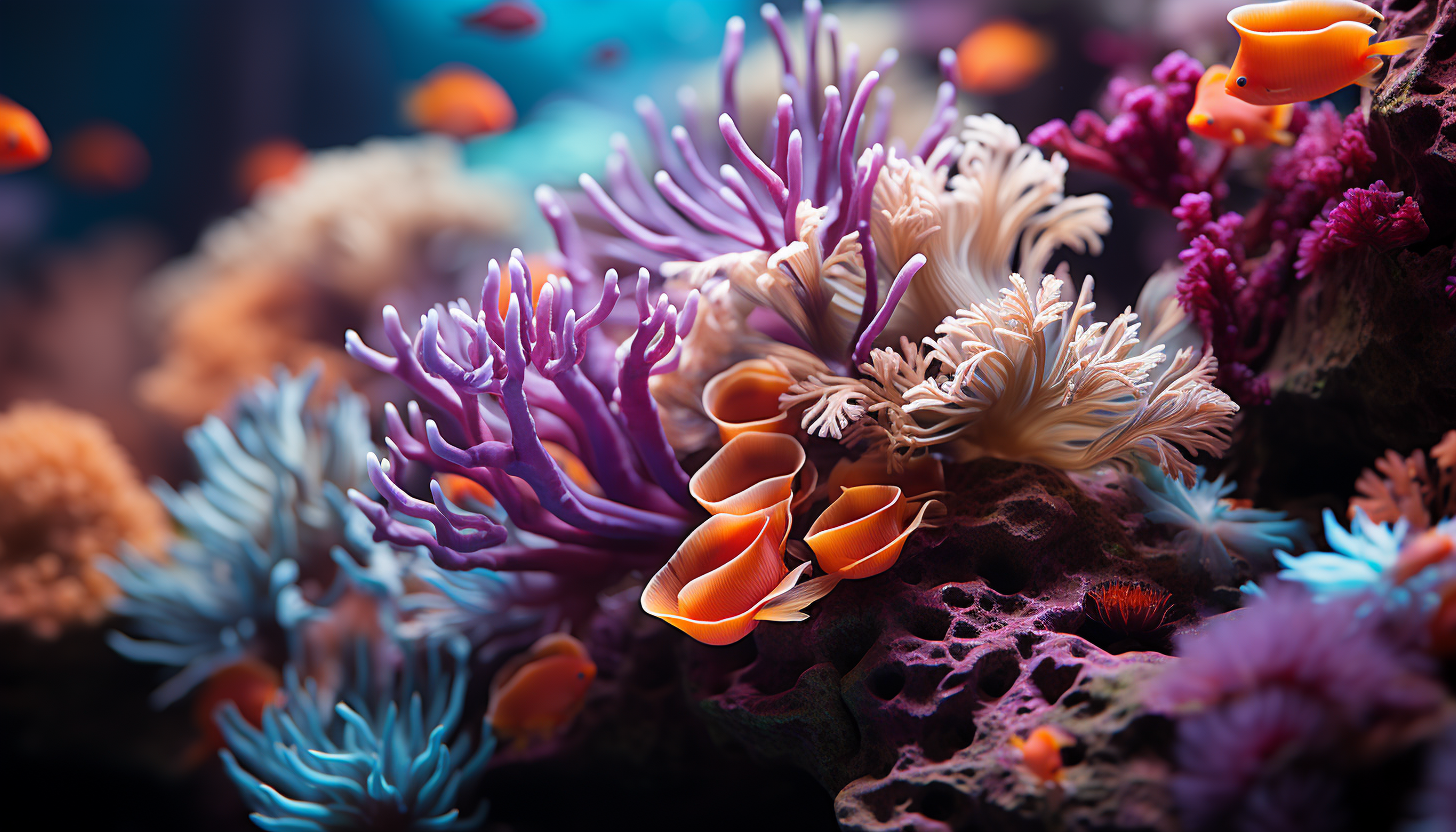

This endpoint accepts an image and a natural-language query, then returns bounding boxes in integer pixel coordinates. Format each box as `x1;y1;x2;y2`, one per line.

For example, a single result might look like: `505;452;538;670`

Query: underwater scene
2;0;1455;829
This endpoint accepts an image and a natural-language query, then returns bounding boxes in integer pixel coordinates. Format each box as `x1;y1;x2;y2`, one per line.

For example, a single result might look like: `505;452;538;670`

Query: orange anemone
642;510;830;645
805;485;938;580
824;452;944;500
689;432;806;518
701;359;797;442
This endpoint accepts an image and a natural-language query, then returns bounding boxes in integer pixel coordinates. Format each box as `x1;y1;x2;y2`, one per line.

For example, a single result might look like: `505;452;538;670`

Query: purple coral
345;253;699;601
1029;50;1221;210
1294;181;1428;279
1251;105;1376;249
1154;585;1446;831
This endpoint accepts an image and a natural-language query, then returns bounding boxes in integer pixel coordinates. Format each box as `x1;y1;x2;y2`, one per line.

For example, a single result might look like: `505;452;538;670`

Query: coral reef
0;401;168;638
1351;430;1456;530
680;460;1208;831
139;138;521;425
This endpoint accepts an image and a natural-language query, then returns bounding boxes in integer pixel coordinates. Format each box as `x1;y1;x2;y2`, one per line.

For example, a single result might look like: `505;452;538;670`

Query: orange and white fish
405;65;516;139
1188;65;1295;147
1009;726;1076;786
1225;0;1428;106
487;632;596;747
955;20;1054;96
0;97;50;173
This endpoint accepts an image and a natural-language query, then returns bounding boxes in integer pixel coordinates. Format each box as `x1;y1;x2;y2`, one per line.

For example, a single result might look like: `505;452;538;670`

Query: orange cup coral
701;359;798;442
688;431;807;518
0;402;168;638
805;485;939;580
642;510;827;645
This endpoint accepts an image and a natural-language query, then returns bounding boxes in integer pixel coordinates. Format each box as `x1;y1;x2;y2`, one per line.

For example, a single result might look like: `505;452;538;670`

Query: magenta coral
1028;50;1221;210
346;253;699;595
1252;105;1376;249
1294;181;1428;279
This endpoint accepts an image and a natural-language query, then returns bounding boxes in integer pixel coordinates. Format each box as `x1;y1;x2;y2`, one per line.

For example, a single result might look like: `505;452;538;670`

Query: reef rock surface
682;461;1194;831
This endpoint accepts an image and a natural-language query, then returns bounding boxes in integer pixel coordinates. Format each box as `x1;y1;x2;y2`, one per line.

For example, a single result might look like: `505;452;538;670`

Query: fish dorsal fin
1228;0;1380;36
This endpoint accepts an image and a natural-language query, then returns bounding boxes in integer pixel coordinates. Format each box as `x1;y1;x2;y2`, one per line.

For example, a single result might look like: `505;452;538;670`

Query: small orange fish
405;65;516;139
236;138;306;199
0;97;50;173
1225;0;1428;106
58;121;149;192
487;632;596;747
440;473;497;508
955;20;1054;96
189;659;282;762
1188;65;1295;147
1009;726;1076;785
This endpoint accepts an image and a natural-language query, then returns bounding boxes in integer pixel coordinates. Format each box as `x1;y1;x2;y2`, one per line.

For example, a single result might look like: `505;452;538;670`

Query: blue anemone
218;637;493;832
1266;509;1406;600
1131;461;1308;583
102;367;400;705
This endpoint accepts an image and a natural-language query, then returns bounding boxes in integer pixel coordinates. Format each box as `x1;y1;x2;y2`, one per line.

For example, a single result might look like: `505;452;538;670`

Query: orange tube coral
701;359;797;442
823;451;944;500
0;402;168;638
641;510;831;645
688;432;806;517
805;485;938;580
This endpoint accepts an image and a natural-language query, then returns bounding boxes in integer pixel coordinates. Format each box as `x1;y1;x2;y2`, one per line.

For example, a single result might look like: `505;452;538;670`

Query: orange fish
58;121;149;192
1225;0;1428;106
1009;726;1076;785
955;20;1054;96
487;632;596;747
405;65;516;139
1188;65;1295;147
189;659;282;762
236;138;306;199
0;97;49;173
440;473;497;508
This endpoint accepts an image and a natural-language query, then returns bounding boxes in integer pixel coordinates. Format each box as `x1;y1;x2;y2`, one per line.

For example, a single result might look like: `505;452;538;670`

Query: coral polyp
1084;579;1175;636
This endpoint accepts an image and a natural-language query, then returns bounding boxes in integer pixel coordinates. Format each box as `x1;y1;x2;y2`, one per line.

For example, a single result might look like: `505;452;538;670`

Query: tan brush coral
872;114;1113;339
786;272;1237;481
0;402;168;638
140;137;520;425
1349;431;1456;531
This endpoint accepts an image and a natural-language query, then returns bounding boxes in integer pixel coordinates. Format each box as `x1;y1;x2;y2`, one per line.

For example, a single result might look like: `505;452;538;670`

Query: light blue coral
102;367;404;705
1131;461;1308;584
219;636;492;832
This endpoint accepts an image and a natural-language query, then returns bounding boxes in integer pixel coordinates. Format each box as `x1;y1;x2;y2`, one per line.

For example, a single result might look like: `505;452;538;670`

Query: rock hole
977;555;1030;595
867;666;906;700
974;649;1020;699
951;621;979;639
1030;658;1081;705
906;606;952;642
897;562;924;585
916;782;965;822
942;585;976;608
1014;632;1042;659
825;616;880;677
921;722;976;763
1428;32;1456;64
948;642;970;661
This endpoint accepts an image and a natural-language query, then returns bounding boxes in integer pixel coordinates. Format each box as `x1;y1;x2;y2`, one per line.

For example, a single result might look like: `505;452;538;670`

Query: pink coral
1029;51;1222;210
1294;181;1428;279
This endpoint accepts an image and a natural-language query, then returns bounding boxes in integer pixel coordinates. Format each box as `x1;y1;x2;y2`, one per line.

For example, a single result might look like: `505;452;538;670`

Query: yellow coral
0;402;168;638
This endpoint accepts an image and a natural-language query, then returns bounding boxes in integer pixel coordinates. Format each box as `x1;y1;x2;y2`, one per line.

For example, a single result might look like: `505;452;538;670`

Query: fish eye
1236;76;1247;87
577;671;585;679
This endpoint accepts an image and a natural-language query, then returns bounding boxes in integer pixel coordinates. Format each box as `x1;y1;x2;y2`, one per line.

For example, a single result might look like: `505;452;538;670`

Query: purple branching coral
1294;181;1428;279
1028;51;1222;211
1154;585;1447;832
538;1;1111;450
346;253;700;625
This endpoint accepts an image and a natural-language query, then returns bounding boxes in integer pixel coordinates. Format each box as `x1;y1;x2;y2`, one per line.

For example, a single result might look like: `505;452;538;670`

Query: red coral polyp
1084;580;1175;635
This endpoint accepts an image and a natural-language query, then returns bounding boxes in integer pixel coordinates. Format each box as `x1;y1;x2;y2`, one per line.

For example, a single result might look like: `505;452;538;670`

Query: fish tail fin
1270;104;1294;132
755;572;842;621
1008;735;1026;752
1366;34;1429;58
1354;61;1383;89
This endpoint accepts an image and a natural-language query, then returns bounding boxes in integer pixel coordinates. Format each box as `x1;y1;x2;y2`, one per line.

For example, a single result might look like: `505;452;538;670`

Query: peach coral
787;272;1237;481
1349;431;1456;532
0;402;167;638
